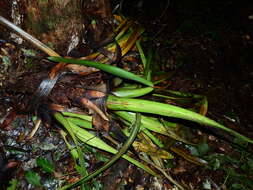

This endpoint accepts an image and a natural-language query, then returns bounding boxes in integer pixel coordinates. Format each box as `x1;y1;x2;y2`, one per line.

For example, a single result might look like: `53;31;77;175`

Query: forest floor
1;1;253;189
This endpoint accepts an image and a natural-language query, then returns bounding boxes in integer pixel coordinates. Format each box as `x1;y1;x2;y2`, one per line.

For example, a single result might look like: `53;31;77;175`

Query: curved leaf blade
48;56;153;87
112;87;154;98
107;95;253;144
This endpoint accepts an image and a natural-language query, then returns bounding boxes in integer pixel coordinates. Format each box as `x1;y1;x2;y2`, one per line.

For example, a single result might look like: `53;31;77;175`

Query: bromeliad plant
49;49;253;189
1;15;253;190
49;56;253;145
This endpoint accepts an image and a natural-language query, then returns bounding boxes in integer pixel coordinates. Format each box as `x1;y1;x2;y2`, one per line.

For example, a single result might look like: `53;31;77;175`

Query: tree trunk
0;0;112;55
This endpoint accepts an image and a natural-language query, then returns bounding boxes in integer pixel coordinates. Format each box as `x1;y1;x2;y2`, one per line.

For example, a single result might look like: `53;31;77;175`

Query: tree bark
0;0;113;55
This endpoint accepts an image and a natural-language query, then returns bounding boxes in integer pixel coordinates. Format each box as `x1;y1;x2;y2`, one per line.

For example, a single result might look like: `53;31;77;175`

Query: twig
80;97;109;121
0;16;59;56
26;119;42;140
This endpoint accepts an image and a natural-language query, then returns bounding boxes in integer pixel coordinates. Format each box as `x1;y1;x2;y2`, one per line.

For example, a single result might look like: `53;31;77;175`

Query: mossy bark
0;0;112;55
22;0;84;55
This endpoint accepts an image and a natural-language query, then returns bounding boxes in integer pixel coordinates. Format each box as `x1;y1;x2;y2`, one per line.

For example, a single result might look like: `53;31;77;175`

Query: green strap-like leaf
60;113;144;190
107;95;253;144
67;117;93;129
48;56;153;87
54;113;88;178
112;87;154;98
62;112;92;121
55;112;157;190
115;111;192;144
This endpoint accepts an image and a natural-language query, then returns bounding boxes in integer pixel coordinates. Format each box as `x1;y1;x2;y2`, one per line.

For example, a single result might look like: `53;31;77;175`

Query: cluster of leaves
2;14;253;190
49;30;253;189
